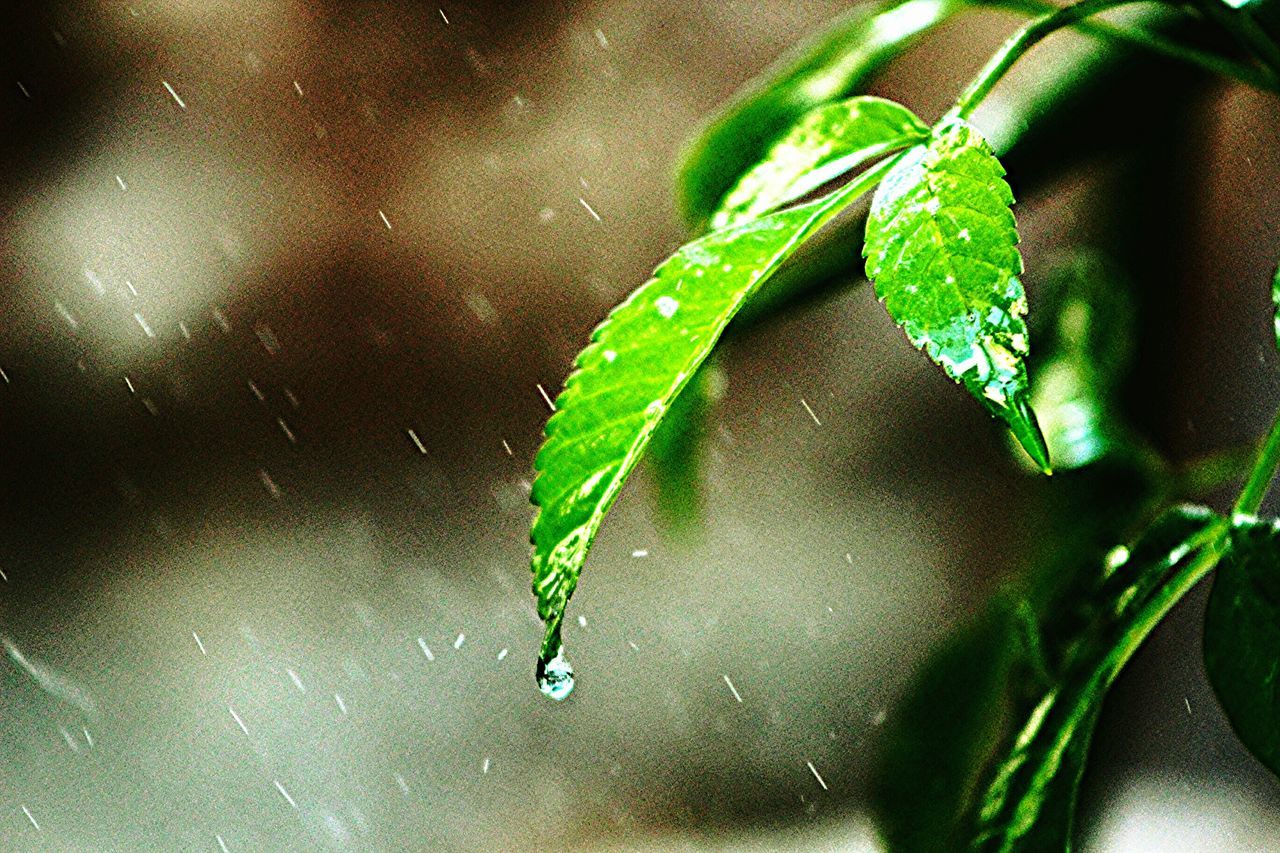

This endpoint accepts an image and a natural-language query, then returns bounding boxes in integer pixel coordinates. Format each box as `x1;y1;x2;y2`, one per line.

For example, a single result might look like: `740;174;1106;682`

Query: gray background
0;1;1278;849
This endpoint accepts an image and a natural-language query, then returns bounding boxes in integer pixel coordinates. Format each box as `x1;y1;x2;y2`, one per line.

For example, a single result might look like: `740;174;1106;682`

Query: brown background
0;1;1278;849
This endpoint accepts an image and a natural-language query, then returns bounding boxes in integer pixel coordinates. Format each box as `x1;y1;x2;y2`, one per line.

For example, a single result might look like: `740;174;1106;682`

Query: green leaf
1025;252;1137;471
864;118;1050;473
1204;517;1280;779
711;96;929;231
970;505;1223;852
873;463;1165;852
677;0;964;230
649;96;927;535
529;156;902;700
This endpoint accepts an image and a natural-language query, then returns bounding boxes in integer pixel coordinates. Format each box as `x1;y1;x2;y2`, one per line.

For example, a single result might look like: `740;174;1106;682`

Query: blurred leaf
645;360;723;536
970;505;1223;852
529;157;901;698
1203;518;1280;780
872;460;1163;853
873;599;1022;852
711;96;929;230
864;118;1050;473
1024;252;1137;471
677;0;964;230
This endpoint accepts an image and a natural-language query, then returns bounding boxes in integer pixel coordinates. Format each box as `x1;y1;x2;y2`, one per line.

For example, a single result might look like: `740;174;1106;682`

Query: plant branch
951;0;1218;121
1193;0;1280;79
1234;405;1280;515
1001;0;1280;92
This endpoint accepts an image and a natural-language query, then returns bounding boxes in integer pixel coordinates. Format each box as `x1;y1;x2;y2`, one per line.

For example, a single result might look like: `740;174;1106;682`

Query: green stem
1194;0;1280;78
1234;406;1280;515
1072;406;1280;732
952;0;1203;121
1003;0;1280;91
1003;405;1280;832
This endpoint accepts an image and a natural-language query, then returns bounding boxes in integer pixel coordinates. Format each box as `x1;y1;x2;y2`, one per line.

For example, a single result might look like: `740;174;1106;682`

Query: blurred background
0;1;1278;849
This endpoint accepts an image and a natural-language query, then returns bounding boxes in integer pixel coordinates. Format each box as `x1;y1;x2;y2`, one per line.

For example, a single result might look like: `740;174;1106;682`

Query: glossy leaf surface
710;96;928;230
864;118;1049;471
677;0;963;230
529;157;900;698
1273;261;1280;347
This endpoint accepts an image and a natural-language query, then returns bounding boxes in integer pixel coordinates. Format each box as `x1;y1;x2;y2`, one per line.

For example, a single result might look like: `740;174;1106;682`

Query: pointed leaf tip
1009;396;1052;475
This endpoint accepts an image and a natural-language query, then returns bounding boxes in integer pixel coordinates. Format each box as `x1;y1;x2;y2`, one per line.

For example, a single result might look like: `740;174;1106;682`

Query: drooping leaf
677;0;964;230
1024;251;1137;471
529;155;902;699
711;96;929;231
864;118;1050;473
970;505;1224;852
686;4;1184;339
648;97;927;535
1203;517;1280;780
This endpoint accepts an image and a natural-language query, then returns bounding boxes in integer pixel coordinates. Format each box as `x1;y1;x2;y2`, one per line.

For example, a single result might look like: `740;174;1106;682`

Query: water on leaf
537;646;575;701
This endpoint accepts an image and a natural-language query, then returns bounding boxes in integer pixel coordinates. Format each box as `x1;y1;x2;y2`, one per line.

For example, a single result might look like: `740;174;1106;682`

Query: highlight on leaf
677;0;963;229
710;96;929;231
970;505;1223;852
529;156;902;700
1272;261;1280;347
863;117;1050;473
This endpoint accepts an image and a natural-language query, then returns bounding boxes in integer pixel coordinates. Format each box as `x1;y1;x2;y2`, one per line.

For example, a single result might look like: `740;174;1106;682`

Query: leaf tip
1008;396;1052;475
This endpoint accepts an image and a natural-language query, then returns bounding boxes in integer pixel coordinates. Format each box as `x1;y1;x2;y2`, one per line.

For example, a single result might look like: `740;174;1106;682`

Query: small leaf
711;96;929;231
1025;251;1137;471
529;156;901;699
677;0;963;229
970;505;1223;852
1204;517;1280;779
864;118;1049;473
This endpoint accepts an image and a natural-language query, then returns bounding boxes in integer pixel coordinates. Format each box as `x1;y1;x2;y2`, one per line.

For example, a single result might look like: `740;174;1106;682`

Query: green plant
527;0;1280;848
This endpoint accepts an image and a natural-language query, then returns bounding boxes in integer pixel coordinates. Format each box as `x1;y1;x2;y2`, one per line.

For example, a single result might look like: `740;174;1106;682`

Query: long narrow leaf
711;96;929;230
529;156;902;699
677;0;964;229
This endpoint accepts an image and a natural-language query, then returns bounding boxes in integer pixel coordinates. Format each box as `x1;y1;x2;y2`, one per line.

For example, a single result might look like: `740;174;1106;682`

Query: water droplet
536;646;575;701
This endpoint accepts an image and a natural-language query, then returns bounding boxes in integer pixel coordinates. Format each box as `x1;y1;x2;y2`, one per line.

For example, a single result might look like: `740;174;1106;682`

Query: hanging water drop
536;646;575;701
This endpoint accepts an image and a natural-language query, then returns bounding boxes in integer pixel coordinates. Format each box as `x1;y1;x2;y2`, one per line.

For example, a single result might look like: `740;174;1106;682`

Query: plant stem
1086;406;1280;713
1194;0;1280;79
1002;0;1280;92
951;0;1226;121
1234;406;1280;515
1016;404;1280;818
